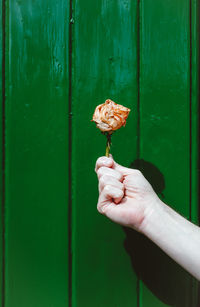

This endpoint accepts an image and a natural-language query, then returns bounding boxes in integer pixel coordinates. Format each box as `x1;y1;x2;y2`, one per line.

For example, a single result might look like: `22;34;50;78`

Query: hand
96;156;200;280
95;156;163;232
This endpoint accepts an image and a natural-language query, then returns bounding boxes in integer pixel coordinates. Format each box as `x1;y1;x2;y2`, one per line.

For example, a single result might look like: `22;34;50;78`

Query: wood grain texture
72;0;139;306
5;1;69;306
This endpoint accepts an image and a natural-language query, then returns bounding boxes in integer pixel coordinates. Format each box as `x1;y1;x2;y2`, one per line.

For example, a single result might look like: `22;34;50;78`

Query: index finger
95;156;114;173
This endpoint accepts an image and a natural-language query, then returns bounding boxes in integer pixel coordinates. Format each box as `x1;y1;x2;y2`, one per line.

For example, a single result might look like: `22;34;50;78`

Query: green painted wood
0;0;4;305
1;0;199;306
139;0;198;306
72;0;139;306
191;0;199;225
5;1;69;306
190;0;199;305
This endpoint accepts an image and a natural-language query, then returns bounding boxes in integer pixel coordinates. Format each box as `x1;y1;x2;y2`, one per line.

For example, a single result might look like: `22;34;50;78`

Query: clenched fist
95;156;200;281
95;156;163;233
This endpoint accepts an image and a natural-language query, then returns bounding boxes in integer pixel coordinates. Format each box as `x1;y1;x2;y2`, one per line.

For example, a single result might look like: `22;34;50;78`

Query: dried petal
92;99;130;132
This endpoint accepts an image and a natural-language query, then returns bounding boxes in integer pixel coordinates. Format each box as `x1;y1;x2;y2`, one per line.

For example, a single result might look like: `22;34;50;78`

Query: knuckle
99;176;107;188
97;203;102;213
104;184;111;193
115;170;123;179
100;174;110;183
98;182;102;192
99;176;104;185
134;169;142;175
97;167;104;177
110;169;121;179
97;166;110;178
95;160;100;171
95;157;105;172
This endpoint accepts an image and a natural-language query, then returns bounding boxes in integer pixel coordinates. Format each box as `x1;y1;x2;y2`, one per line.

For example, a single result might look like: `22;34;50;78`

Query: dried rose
92;99;130;132
92;99;131;156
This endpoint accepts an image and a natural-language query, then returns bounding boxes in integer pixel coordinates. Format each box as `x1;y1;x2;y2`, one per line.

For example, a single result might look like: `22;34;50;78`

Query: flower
92;99;130;132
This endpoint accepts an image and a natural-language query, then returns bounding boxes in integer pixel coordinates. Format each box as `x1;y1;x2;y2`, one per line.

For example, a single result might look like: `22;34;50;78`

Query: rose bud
92;99;131;156
92;99;131;133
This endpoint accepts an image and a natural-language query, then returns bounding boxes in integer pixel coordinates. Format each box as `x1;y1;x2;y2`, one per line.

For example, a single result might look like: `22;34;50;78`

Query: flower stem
105;133;112;157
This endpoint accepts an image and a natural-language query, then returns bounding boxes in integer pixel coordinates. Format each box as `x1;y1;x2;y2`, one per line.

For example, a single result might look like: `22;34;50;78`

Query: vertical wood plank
0;0;4;305
190;0;199;305
72;0;139;305
191;0;199;225
5;1;69;306
139;0;198;306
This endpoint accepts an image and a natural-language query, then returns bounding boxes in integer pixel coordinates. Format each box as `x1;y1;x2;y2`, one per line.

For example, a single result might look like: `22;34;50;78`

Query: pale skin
95;156;200;281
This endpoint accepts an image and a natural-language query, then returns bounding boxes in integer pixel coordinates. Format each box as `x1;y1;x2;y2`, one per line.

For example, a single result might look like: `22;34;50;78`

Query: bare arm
143;200;200;280
95;156;200;280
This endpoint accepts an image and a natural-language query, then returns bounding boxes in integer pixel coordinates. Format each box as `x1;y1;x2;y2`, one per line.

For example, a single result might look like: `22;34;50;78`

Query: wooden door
0;0;199;306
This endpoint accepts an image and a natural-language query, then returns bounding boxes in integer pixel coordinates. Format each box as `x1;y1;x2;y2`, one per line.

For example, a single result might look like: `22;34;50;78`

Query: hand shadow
122;159;199;307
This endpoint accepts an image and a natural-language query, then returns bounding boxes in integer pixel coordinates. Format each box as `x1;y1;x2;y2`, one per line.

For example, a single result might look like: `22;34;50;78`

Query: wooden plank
0;0;4;305
72;0;139;305
5;1;69;306
191;0;199;225
139;0;198;306
190;0;199;305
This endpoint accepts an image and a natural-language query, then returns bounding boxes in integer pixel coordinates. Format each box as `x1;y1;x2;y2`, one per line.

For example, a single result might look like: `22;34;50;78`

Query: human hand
96;157;200;281
95;156;163;233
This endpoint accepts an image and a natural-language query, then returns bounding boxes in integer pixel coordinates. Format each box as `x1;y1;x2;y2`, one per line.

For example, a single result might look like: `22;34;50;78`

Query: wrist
138;198;167;235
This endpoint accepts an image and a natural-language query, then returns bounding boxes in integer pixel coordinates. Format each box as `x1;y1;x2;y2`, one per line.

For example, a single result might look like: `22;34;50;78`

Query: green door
1;0;199;306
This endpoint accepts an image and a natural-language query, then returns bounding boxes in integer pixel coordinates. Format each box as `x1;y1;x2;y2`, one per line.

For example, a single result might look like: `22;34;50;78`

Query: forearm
141;200;200;280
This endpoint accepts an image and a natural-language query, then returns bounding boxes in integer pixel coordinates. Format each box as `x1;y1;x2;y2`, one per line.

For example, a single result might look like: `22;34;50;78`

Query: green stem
105;133;112;157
